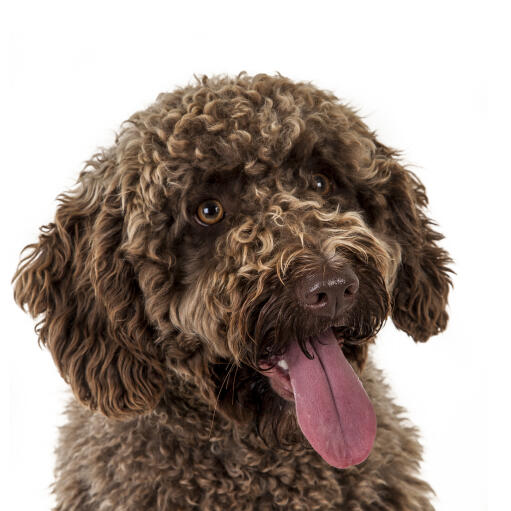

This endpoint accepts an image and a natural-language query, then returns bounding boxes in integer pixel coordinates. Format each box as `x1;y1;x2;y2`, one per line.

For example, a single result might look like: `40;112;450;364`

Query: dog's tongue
284;329;376;468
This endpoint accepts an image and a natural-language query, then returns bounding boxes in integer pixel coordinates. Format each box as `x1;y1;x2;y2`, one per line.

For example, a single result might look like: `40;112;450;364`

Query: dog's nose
297;267;359;318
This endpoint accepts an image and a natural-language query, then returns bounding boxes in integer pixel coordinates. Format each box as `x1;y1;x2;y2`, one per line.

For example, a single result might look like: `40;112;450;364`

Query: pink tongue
284;329;376;468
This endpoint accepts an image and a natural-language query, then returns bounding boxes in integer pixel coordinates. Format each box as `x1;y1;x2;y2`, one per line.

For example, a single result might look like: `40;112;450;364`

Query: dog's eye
311;173;331;195
196;199;224;225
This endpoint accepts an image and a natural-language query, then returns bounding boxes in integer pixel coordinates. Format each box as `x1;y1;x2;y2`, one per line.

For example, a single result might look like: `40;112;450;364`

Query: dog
14;73;452;510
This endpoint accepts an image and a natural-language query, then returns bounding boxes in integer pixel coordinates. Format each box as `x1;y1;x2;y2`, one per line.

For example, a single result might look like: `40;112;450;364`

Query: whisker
208;360;235;438
231;363;239;405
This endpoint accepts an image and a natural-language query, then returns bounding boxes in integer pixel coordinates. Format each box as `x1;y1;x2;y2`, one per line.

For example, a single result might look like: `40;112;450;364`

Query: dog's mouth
259;327;376;469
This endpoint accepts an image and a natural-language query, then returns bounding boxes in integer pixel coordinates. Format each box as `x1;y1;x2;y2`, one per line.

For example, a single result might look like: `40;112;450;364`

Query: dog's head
14;74;452;468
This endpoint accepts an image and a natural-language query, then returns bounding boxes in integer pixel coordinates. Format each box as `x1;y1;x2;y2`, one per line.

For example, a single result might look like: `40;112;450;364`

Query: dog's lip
259;355;295;401
258;325;345;369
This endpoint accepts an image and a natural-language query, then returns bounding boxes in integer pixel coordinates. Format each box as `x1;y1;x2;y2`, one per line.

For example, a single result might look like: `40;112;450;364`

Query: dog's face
14;74;451;468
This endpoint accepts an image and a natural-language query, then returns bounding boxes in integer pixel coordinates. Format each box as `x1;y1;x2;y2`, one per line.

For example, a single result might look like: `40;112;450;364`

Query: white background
1;1;507;509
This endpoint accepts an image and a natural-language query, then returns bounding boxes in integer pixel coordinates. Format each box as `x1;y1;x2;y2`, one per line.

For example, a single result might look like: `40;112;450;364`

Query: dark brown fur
14;73;452;510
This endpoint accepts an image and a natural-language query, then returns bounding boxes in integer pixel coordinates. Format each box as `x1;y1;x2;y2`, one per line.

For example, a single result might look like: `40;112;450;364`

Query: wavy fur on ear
378;149;453;342
13;151;166;418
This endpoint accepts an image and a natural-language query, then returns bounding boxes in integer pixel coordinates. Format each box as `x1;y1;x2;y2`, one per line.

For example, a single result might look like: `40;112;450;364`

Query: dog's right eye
196;199;225;225
311;173;331;195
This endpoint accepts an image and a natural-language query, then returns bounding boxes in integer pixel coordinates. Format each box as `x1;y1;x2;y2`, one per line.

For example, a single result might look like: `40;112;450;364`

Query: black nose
297;267;359;318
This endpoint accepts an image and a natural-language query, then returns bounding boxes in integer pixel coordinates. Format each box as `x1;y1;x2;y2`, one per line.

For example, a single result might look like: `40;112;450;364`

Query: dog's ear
373;147;453;342
13;153;166;418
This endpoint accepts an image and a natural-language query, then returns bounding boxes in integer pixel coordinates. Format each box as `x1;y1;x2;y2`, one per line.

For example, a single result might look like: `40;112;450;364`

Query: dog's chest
61;401;351;510
55;362;431;510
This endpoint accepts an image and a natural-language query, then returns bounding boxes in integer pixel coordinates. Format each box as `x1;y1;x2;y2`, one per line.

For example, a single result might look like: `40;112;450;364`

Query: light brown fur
14;73;452;510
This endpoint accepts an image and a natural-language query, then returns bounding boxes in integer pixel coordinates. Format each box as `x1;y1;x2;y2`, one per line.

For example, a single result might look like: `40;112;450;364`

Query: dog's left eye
311;173;331;195
196;199;225;225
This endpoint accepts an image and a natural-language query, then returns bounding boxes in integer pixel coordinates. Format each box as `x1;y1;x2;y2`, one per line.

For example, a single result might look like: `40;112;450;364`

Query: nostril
304;290;328;307
316;292;328;305
344;282;358;297
344;273;359;298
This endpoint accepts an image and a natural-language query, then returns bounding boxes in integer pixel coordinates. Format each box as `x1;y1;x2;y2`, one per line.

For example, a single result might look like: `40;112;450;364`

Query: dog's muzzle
259;263;377;470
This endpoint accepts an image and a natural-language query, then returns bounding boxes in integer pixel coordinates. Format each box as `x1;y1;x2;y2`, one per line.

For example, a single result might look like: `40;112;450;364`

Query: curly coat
14;73;452;510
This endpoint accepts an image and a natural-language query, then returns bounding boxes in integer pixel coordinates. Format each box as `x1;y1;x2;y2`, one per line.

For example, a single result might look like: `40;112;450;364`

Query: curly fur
14;73;452;510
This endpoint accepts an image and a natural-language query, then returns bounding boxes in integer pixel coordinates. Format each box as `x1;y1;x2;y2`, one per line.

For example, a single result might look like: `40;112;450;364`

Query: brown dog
14;73;451;510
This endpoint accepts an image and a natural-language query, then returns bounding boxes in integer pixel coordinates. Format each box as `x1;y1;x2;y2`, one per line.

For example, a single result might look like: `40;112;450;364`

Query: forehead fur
121;73;375;178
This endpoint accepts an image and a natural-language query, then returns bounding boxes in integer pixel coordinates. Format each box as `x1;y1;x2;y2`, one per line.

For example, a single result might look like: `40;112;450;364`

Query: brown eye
311;173;331;195
196;199;224;225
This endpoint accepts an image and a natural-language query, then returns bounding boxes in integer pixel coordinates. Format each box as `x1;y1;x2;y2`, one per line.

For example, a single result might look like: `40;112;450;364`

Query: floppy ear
13;153;166;418
376;149;453;342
